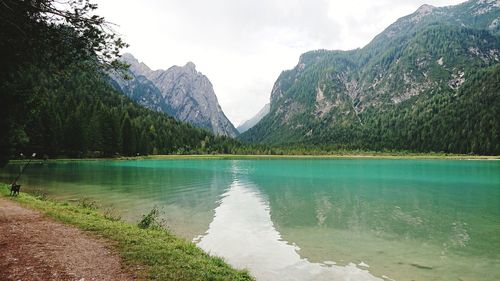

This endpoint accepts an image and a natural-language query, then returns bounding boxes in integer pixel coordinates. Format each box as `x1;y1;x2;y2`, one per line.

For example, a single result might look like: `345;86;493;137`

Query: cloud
94;0;465;125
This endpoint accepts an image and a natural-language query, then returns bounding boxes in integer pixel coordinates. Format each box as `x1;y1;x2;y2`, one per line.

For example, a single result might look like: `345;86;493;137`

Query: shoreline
0;184;254;281
0;196;136;281
7;153;500;164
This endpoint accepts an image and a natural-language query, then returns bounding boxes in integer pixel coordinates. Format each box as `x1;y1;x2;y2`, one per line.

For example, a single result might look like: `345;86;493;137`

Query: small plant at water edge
31;187;48;201
138;207;161;229
78;198;98;210
103;206;122;221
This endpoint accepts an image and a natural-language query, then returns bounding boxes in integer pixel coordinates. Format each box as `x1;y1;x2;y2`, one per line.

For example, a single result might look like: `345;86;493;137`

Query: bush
78;198;98;210
138;207;161;229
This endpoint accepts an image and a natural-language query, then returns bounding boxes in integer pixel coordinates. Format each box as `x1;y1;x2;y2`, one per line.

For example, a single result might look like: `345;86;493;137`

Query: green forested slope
19;65;239;158
306;64;500;154
0;0;238;165
241;0;500;155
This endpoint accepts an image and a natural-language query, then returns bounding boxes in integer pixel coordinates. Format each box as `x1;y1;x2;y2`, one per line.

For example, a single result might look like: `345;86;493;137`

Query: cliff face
113;54;239;137
240;0;500;155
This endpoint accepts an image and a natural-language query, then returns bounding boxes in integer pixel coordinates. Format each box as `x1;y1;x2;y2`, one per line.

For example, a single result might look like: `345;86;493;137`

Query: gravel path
0;198;135;281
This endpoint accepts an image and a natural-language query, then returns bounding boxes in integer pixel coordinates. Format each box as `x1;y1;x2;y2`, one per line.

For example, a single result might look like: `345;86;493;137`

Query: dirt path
0;198;135;281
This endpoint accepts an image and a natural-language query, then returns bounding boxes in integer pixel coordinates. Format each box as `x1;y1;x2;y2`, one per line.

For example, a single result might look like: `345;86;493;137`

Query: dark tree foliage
0;0;240;164
241;64;500;155
240;24;500;155
16;64;241;158
0;0;126;165
360;65;500;155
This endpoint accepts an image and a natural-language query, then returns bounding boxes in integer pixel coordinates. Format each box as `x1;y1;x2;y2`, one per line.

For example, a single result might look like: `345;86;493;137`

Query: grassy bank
8;152;500;164
0;184;253;281
121;153;499;160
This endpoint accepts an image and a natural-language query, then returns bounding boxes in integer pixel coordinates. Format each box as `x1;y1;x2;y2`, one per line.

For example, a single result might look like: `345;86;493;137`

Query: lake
1;159;499;281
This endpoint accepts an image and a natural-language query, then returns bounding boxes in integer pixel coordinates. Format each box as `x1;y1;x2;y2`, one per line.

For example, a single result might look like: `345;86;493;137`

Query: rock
358;261;370;268
410;263;434;270
239;0;500;149
114;54;238;137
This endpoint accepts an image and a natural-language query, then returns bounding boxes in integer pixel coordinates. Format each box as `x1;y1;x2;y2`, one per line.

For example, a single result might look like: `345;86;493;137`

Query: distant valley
237;103;270;133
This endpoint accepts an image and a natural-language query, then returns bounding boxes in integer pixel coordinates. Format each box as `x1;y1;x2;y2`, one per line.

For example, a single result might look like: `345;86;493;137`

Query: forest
0;0;240;166
240;24;500;155
1;0;498;168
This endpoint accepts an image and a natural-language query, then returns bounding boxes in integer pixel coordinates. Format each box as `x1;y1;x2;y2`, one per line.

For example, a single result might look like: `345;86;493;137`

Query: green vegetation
129;153;499;160
137;207;162;229
359;64;500;154
0;0;240;166
240;3;500;155
8;152;498;164
1;0;497;166
14;63;240;158
0;184;253;281
0;0;124;166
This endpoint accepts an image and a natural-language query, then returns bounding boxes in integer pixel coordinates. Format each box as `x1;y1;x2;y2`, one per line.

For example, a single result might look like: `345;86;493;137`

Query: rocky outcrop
114;54;238;137
240;0;500;148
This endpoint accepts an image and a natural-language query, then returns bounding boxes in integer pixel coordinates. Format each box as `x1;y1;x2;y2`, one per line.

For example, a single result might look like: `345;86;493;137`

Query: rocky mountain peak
120;52;137;63
184;61;197;72
113;54;238;137
120;53;152;76
408;3;437;23
416;4;435;14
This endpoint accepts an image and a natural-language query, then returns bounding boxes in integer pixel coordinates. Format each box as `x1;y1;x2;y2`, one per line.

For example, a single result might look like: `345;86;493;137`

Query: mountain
111;54;239;137
240;0;500;155
7;60;242;158
237;103;270;133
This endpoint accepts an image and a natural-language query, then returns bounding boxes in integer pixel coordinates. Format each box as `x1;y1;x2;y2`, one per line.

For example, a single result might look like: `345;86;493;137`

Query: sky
94;0;466;126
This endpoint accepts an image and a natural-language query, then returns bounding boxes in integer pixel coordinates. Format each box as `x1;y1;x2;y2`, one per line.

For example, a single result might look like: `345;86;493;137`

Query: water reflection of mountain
1;159;499;281
240;159;500;281
197;176;380;281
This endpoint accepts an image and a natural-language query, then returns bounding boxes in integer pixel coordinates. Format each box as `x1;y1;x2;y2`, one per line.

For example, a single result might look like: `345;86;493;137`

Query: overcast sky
94;0;465;126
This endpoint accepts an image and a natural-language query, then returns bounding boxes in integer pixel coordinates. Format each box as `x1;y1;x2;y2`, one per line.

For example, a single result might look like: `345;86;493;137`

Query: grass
120;153;499;160
0;184;254;281
8;152;499;165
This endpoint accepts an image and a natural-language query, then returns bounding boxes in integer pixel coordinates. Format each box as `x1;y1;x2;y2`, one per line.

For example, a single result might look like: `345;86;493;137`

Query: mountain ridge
112;54;239;137
240;0;500;155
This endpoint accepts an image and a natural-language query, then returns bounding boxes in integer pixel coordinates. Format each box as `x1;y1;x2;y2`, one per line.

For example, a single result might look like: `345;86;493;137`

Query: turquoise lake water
1;159;499;281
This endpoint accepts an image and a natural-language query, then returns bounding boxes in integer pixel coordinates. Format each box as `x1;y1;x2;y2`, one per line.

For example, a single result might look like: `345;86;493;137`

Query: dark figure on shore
10;182;21;196
9;152;36;196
